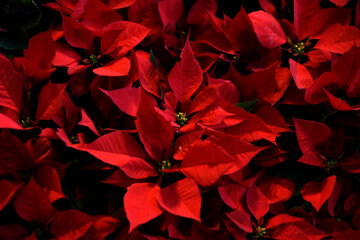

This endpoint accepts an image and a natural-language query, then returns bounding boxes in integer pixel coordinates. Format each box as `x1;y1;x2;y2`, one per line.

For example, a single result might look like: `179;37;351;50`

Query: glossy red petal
101;87;141;117
124;183;163;232
265;214;304;229
50;209;94;240
246;183;269;220
315;24;360;54
136;51;160;97
301;175;337;211
158;178;201;221
36;82;68;120
14;178;53;224
248;10;286;48
93;57;131;76
0;54;25;112
101;21;150;57
61;14;94;51
0;180;20;211
179;140;238;186
226;209;253;233
168;39;203;102
76;131;157;179
135;92;174;160
257;176;295;204
289;59;313;89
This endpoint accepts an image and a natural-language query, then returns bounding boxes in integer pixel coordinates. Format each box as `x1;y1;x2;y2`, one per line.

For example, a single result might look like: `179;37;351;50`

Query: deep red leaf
168;39;203;102
135;91;174;160
101;87;141;117
179;140;239;186
248;10;286;48
0;180;20;211
289;59;313;89
93;57;131;76
257;176;295;204
124;183;163;232
226;209;253;233
0;54;24;112
76;131;157;179
301;175;337;211
36;82;68;120
50;209;94;240
246;183;269;220
101;21;150;57
62;14;94;51
14;178;53;224
157;178;201;221
315;24;360;54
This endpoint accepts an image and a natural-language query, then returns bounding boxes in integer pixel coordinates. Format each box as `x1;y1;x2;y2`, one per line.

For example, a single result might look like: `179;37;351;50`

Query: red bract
0;0;359;239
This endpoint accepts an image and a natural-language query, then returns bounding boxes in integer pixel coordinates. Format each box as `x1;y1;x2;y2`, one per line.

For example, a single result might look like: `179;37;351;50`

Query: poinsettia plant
0;0;359;239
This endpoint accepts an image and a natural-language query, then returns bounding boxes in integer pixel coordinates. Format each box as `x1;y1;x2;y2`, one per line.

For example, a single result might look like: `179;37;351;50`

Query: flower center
253;226;266;239
292;42;305;55
175;112;188;126
160;160;171;170
20;117;31;128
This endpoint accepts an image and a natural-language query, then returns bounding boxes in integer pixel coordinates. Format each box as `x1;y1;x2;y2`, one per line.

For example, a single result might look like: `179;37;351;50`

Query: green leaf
235;99;258;112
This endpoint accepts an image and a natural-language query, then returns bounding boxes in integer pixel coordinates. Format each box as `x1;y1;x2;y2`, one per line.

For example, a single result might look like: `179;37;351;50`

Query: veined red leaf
36;165;65;202
323;89;354;111
14;178;53;224
36;82;68;120
218;183;247;209
52;42;81;67
136;51;160;97
248;10;286;48
246;183;269;220
93;57;131;76
289;59;313;89
0;54;24;112
301;175;337;211
0;131;35;170
257;176;295;204
101;21;150;57
294;118;331;167
304;72;341;104
78;108;100;136
188;84;219;114
75;131;157;179
157;178;201;221
0;180;20;211
0;114;22;130
179;140;238;186
294;0;320;40
330;0;350;7
265;214;304;229
101;87;141;117
50;209;94;240
332;46;360;98
136;92;174;160
62;14;94;51
23;30;56;84
168;39;203;102
108;0;136;9
315;24;360;54
79;0;123;36
226;209;253;233
124;183;163;232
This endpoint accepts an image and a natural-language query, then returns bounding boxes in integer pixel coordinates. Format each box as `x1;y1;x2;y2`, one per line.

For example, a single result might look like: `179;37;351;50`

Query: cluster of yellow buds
292;42;305;55
20;116;31;128
160;160;171;170
175;112;188;126
254;226;266;239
